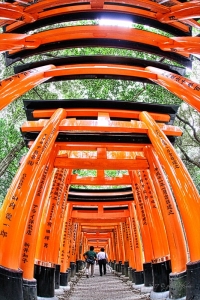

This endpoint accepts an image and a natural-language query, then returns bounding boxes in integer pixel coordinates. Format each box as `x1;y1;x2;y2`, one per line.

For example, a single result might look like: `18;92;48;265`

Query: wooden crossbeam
21;119;182;136
32;108;170;123
54;157;149;170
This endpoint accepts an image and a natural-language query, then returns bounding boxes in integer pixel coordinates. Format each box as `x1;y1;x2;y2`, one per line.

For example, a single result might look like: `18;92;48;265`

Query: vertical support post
20;145;59;300
129;170;153;288
140;111;200;299
129;203;144;286
0;108;66;300
137;170;171;297
59;204;73;287
34;168;65;298
117;224;125;264
70;223;78;277
126;217;136;270
144;146;188;299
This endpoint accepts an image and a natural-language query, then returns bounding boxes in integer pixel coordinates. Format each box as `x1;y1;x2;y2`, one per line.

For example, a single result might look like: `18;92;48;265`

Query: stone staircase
57;265;150;300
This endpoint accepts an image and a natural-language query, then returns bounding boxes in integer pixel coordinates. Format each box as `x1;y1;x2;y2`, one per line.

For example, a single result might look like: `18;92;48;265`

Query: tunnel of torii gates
0;1;200;300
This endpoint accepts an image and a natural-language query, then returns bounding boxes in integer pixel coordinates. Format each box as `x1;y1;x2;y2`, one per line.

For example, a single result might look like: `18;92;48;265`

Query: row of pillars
0;109;199;299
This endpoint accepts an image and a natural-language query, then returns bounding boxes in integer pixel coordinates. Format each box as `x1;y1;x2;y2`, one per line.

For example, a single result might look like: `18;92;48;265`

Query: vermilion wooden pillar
144;146;188;298
20;145;59;299
34;168;67;298
118;224;125;264
129;170;154;287
71;223;79;262
136;170;171;294
0;108;66;300
121;222;129;262
114;226;120;266
111;231;116;262
35;168;65;262
140;112;200;299
129;202;144;285
126;217;136;269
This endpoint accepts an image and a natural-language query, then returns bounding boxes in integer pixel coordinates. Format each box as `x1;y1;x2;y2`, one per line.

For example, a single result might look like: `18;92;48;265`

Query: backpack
86;255;95;264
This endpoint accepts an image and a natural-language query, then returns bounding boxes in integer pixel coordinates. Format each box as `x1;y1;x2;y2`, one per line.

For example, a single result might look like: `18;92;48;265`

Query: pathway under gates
57;264;149;300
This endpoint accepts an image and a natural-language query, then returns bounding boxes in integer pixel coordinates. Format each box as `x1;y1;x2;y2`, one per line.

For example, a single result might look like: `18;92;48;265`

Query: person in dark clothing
83;246;97;278
97;247;108;276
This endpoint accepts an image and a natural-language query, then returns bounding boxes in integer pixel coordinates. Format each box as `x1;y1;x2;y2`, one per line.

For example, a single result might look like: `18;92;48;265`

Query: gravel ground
57;265;150;300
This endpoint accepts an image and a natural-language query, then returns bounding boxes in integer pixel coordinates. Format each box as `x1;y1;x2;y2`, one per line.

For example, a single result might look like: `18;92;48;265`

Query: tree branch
176;114;200;143
0;140;25;178
132;83;146;101
177;145;200;168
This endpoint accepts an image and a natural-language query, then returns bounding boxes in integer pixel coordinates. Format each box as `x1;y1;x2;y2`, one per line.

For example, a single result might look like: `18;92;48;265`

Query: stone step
58;265;150;300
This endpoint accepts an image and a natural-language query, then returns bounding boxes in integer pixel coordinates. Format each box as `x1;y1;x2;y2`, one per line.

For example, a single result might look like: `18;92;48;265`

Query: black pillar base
186;260;200;300
124;261;129;277
55;264;60;289
76;260;84;271
23;278;37;300
0;265;23;300
118;261;122;273
34;263;55;298
116;263;119;273
135;271;144;285
70;262;76;278
132;268;136;283
67;268;71;282
60;272;68;286
143;262;153;287
121;264;125;275
113;260;116;271
152;260;171;293
128;267;133;281
169;271;186;299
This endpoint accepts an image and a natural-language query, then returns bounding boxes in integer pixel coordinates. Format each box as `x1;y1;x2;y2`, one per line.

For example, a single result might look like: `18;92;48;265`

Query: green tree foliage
0;104;28;205
175;103;200;191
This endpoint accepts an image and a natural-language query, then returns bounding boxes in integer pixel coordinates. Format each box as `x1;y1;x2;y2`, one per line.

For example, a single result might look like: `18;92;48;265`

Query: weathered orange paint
140;111;200;262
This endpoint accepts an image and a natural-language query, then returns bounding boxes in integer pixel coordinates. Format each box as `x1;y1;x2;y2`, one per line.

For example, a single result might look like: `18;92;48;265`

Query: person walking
97;247;108;276
83;246;97;278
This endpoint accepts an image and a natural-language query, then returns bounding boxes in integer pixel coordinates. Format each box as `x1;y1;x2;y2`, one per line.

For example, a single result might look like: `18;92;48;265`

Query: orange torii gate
0;1;200;300
0;64;199;112
1;103;196;298
0;100;199;300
